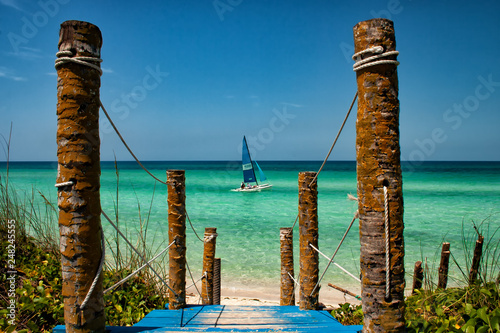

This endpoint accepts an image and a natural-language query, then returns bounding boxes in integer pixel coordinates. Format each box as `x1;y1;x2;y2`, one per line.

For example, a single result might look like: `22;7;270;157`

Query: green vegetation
330;218;500;332
0;171;169;332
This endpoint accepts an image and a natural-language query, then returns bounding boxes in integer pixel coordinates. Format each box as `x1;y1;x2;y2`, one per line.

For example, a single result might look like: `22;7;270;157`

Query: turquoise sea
2;161;499;300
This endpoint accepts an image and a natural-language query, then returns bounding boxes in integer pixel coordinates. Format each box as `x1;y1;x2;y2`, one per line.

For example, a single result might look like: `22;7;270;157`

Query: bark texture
167;170;186;309
353;18;405;333
201;227;217;305
438;243;451;289
56;20;105;333
280;227;295;306
298;172;319;310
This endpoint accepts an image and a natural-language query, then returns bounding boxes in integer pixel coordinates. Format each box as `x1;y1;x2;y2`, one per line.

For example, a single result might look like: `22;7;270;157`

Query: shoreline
185;285;362;308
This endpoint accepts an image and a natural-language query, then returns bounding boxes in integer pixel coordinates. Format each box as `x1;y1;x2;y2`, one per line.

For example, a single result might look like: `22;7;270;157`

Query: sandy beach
186;285;362;308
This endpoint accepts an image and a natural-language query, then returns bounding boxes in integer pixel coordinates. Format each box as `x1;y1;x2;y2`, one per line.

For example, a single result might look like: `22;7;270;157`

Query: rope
55;181;74;188
204;233;218;243
383;185;390;299
55;50;103;75
80;227;105;310
310;212;358;296
99;101;171;186
186;261;203;301
103;240;175;294
186;211;204;243
101;210;179;298
308;92;358;187
287;272;299;306
352;46;399;72
309;243;360;283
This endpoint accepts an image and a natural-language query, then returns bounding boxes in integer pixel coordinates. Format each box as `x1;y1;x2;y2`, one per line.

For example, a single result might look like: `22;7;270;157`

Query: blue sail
242;136;257;184
255;161;267;182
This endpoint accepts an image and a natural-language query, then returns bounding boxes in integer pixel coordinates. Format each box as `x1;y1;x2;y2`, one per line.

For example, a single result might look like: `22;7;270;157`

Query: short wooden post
438;242;451;289
353;18;405;332
412;261;423;294
469;234;484;285
201;227;217;305
56;20;105;333
298;172;319;310
280;227;295;306
167;170;186;310
213;258;221;305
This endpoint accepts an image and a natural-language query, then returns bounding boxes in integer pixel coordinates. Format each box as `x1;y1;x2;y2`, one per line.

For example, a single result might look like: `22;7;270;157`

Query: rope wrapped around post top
352;46;399;72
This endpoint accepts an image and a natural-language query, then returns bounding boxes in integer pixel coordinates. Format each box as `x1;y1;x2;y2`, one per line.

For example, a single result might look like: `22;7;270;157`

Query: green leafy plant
331;302;364;325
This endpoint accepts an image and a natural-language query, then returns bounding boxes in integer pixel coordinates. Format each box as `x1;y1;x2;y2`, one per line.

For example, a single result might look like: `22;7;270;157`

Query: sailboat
231;136;272;192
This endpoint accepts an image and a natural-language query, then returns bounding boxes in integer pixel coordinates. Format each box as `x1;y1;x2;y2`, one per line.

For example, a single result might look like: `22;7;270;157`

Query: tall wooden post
298;172;319;310
56;20;105;333
213;258;221;305
280;227;295;306
438;242;451;289
353;18;405;332
201;227;217;305
167;170;186;310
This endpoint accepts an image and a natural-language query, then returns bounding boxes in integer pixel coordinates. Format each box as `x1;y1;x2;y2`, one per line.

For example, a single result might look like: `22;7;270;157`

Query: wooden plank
54;306;363;332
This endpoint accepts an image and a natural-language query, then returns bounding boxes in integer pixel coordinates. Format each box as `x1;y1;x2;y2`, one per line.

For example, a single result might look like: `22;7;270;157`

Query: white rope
55;50;103;75
55;181;74;188
383;185;390;299
80;227;105;310
204;233;218;243
101;210;179;298
309;243;361;283
352;46;399;72
103;240;175;294
310;212;358;296
286;272;298;306
186;271;206;291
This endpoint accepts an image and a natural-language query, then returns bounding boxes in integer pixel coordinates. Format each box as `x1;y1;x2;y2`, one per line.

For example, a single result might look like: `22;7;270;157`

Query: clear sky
1;0;499;161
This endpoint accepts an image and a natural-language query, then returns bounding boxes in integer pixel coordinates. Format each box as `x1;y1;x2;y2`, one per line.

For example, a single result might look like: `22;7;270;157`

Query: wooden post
298;172;319;310
167;170;186;310
469;234;484;284
213;258;221;305
280;227;295;306
56;20;105;333
438;243;451;289
201;227;217;305
353;18;405;332
412;261;423;294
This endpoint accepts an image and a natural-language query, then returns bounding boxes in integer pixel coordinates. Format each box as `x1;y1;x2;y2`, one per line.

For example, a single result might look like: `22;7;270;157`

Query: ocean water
2;161;499;300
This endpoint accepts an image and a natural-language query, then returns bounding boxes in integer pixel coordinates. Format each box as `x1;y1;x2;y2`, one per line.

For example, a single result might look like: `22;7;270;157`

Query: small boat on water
231;136;272;192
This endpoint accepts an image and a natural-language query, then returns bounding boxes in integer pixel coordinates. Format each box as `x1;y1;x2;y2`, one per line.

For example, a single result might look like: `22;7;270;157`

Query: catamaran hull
231;184;273;192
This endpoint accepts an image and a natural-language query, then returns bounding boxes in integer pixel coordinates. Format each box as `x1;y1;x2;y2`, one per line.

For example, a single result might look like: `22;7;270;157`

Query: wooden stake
280;227;295;306
328;283;362;301
201;227;217;305
438;243;451;289
469;234;484;285
56;20;105;333
298;172;319;310
412;261;423;294
167;170;186;310
353;18;405;332
213;258;221;305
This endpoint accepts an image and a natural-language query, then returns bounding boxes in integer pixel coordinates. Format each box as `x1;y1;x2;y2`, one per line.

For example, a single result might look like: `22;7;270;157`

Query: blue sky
1;0;499;161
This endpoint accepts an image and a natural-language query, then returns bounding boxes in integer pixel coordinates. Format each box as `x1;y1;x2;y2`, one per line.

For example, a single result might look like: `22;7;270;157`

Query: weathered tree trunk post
298;172;319;310
56;20;105;333
353;18;405;332
213;258;221;305
201;227;217;305
438;242;451;289
412;261;423;294
167;170;186;310
469;234;484;285
280;227;295;306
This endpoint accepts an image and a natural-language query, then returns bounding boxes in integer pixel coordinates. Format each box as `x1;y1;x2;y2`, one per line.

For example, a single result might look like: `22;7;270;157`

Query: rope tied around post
79;227;105;310
55;50;103;76
352;46;399;72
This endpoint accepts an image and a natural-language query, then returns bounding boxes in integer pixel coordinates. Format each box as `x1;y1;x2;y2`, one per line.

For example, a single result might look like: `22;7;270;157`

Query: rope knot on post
55;50;103;76
352;46;399;72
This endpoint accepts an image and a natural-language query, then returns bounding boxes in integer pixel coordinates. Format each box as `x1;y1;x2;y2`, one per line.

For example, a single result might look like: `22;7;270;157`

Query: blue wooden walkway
54;305;362;332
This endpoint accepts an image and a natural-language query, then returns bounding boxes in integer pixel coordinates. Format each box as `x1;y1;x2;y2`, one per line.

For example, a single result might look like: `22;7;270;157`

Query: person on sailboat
241;182;245;189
